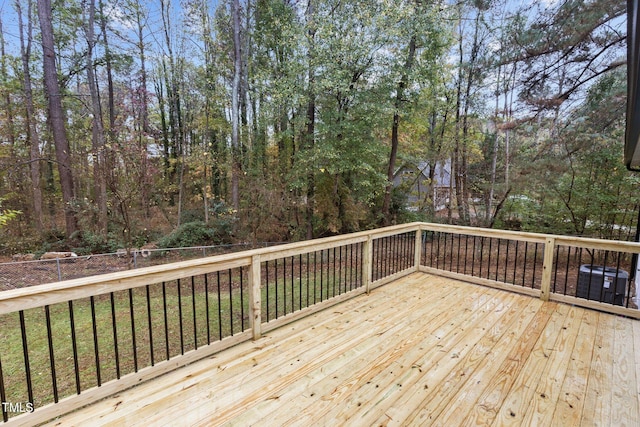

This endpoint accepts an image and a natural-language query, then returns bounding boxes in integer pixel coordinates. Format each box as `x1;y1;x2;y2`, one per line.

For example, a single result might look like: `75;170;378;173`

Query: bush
71;231;122;255
157;221;221;248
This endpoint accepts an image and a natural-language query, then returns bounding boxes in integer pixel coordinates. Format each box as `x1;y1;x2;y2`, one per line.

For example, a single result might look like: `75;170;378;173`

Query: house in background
393;160;453;212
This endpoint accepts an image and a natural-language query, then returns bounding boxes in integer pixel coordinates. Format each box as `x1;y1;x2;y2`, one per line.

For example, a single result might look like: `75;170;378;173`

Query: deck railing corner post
540;236;556;301
363;235;373;294
249;254;262;340
414;226;422;272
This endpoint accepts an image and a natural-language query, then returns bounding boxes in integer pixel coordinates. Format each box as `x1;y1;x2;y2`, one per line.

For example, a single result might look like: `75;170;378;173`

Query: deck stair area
0;222;638;425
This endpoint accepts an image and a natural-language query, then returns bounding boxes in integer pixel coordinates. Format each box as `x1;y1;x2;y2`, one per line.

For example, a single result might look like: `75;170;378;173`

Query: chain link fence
0;243;280;291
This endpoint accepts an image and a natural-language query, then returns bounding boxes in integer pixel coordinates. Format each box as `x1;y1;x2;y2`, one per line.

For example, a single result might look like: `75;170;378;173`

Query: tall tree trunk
305;0;316;239
16;0;44;234
231;0;242;211
98;0;115;134
37;0;78;238
382;35;417;225
0;19;16;150
84;0;108;236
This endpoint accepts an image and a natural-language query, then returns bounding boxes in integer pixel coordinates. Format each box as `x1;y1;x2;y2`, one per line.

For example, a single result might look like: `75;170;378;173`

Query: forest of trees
0;0;638;256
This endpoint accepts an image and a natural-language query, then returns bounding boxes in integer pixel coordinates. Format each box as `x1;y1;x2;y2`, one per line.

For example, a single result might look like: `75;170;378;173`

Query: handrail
2;221;640;426
0;223;422;426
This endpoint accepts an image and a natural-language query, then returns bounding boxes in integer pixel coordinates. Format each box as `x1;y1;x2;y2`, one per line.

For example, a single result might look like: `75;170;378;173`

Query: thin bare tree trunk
231;0;242;211
37;0;78;238
16;0;44;234
83;0;108;236
305;0;316;239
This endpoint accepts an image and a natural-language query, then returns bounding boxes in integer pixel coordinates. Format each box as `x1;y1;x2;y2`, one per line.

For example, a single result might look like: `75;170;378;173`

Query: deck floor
47;273;640;426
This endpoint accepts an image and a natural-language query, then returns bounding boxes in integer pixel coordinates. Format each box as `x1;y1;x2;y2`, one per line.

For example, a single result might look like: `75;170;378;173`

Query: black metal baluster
396;235;401;273
0;355;7;421
494;238;500;281
162;283;170;360
532;243;539;288
205;274;211;344
275;260;279;318
513;241;519;285
384;237;389;277
436;233;441;270
266;261;270;321
552;246;560;293
442;233;448;271
313;251;318;304
90;296;101;385
576;248;584;296
339;246;343;294
290;256;294;310
307;252;310;306
479;237;484;277
449;234;454;271
191;277;198;349
177;280;184;355
129;289;139;369
618;254;629;307
146;285;155;366
19;310;33;404
464;235;469;274
522;242;529;287
68;301;81;394
284;258;288;315
333;246;340;297
45;305;58;402
563;247;571;295
241;268;245;330
320;250;325;301
217;271;222;340
228;269;234;335
455;234;461;273
299;254;303;309
504;240;510;283
110;292;121;378
356;243;360;287
471;236;476;276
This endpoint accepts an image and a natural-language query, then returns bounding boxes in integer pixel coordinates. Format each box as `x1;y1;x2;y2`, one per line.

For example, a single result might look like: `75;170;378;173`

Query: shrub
157;221;220;248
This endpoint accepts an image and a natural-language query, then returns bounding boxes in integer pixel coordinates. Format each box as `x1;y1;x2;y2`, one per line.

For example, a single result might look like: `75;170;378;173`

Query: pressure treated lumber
44;273;640;427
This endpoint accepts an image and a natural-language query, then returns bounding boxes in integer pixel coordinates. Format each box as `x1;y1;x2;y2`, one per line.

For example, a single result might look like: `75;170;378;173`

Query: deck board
46;272;640;427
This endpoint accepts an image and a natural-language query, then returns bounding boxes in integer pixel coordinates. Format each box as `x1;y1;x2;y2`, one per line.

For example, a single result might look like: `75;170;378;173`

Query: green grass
0;264;364;415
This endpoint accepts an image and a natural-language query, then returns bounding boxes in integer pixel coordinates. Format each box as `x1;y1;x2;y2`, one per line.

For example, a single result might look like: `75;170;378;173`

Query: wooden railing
418;223;640;318
0;222;639;425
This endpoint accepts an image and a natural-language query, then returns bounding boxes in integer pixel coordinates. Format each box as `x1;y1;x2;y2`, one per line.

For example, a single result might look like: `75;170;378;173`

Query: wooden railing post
414;226;422;272
540;237;555;301
363;235;373;294
249;254;262;340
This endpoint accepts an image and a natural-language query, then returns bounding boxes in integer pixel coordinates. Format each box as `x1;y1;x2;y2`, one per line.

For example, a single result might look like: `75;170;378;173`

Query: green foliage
158;221;218;248
158;206;235;248
72;232;122;255
0;198;20;228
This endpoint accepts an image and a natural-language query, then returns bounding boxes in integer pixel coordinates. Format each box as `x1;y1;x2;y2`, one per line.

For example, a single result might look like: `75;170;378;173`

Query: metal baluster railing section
421;230;545;289
261;242;364;323
552;245;636;308
371;232;416;282
0;266;249;419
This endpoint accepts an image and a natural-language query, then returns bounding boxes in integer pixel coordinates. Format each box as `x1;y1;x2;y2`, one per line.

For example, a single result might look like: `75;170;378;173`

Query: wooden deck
46;272;640;426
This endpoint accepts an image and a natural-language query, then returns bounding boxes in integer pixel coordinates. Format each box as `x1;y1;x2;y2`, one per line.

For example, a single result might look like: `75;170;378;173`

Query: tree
82;0;108;236
16;0;44;234
231;0;242;211
37;0;78;238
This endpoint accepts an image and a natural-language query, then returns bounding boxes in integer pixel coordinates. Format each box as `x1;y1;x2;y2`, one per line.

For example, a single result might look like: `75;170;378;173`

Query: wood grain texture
42;273;640;427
